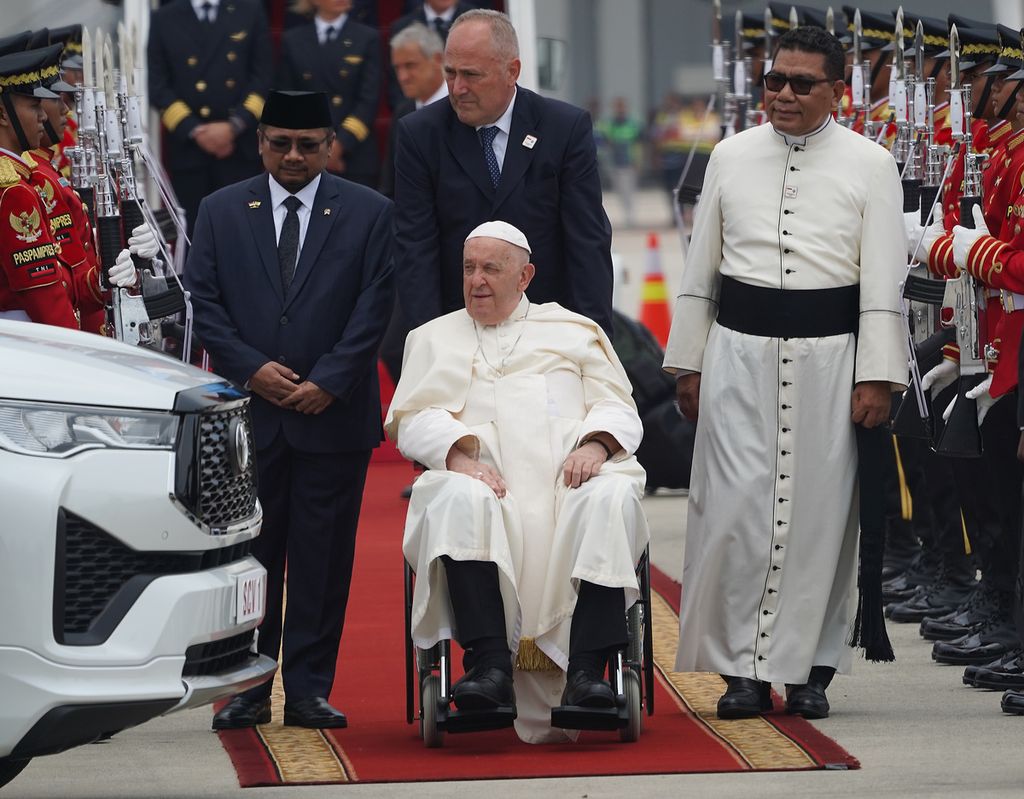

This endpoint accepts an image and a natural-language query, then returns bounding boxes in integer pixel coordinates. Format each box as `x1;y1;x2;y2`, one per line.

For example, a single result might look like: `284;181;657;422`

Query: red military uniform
0;149;88;329
958;126;1024;398
22;147;106;332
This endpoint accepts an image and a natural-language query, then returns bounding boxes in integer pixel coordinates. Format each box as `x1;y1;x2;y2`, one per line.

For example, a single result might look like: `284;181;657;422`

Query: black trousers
953;391;1023;593
170;153;262;237
443;557;628;664
242;432;371;700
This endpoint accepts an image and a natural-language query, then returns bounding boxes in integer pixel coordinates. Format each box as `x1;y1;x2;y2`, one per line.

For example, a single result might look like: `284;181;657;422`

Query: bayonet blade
914;20;924;79
734;9;743;62
712;0;721;45
826;7;835;37
789;6;799;29
764;6;774;62
82;27;93;87
853;10;862;64
950;24;961;90
895;8;906;81
103;39;115;103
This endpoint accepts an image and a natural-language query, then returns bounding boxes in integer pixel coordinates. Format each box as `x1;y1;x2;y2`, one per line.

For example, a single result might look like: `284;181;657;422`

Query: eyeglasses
259;132;331;155
763;71;833;96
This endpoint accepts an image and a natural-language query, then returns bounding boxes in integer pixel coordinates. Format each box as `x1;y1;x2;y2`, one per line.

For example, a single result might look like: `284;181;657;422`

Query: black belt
716;275;860;338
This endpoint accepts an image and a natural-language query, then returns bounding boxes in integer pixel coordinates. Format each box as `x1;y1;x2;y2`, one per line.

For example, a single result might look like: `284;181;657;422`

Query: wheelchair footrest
441;706;517;734
550;704;626;731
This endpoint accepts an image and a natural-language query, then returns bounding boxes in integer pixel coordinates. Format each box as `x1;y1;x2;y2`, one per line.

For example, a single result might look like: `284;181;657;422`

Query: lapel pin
522;134;538;149
248;200;261;208
323;208;331;216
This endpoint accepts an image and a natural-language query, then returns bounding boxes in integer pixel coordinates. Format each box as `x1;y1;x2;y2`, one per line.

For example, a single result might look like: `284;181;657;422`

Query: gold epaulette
342;116;369;141
0;157;23;188
243;93;264;118
162;100;192;132
20;151;37;168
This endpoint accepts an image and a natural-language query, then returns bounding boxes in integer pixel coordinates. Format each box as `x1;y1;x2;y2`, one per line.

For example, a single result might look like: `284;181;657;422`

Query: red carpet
218;463;859;785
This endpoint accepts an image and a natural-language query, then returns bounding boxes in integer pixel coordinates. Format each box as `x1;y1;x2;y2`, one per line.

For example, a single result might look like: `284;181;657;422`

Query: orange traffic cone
640;232;671;346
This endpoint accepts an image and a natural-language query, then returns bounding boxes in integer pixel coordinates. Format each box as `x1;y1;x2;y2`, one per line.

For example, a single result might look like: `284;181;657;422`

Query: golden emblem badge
38;180;58;214
248;200;261;209
323;208;331;216
10;208;42;243
230;31;247;41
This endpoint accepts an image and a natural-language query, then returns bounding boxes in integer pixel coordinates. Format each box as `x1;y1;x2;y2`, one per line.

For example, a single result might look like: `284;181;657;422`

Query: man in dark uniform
387;0;473;108
186;91;393;729
147;0;273;234
278;0;381;189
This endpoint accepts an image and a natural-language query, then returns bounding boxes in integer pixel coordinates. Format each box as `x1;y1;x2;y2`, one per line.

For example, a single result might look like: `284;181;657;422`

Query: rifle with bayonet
934;25;989;457
850;10;874;139
889;9;913;169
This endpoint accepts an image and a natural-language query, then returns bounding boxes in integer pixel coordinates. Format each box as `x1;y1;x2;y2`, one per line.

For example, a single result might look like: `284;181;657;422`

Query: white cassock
663;117;908;684
385;296;650;743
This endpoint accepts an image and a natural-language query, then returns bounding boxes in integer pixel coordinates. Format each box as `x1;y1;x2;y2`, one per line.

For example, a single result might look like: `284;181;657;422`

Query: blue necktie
478;126;500;188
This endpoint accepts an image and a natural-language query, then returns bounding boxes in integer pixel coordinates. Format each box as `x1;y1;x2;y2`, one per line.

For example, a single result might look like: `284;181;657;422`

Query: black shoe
926;586;1010;643
717;677;772;719
561;669;616;708
887;566;976;623
1001;689;1024;715
932;619;1021;665
785;682;830;719
451;666;514;711
972;649;1024;691
283;696;348;728
212;695;271;730
962;650;1014;687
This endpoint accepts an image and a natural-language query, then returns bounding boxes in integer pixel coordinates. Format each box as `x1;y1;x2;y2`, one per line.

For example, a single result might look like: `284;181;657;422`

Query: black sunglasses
763;71;833;96
260;132;331;155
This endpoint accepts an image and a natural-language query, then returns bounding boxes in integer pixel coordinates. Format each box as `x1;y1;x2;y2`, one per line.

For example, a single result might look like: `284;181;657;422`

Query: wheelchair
404;548;655;748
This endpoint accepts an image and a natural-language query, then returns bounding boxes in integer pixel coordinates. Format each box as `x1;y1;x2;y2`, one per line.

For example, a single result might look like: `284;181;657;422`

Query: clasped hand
249;362;334;415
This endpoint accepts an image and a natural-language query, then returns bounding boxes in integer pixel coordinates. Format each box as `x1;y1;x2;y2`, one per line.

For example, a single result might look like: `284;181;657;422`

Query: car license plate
235;567;266;624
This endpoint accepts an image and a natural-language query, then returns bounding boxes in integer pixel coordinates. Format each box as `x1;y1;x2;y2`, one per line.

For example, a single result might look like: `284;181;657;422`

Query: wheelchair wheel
619;668;643;742
420;674;445;748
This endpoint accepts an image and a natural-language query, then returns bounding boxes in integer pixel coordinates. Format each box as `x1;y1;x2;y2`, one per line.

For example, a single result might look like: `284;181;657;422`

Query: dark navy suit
185;171;393;702
393;85;614;336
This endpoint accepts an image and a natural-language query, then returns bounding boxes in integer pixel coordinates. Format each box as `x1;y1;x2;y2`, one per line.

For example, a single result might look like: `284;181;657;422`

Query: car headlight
0;400;178;458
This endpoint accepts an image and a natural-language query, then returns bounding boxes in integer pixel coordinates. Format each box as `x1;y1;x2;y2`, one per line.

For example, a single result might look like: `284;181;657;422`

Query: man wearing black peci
185;90;393;729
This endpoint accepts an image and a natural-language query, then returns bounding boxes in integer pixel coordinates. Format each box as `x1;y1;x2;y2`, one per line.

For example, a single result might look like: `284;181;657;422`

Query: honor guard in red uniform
0;48;138;330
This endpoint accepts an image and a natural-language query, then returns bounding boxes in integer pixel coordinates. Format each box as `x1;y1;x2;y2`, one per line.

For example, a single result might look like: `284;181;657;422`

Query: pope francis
385;221;649;744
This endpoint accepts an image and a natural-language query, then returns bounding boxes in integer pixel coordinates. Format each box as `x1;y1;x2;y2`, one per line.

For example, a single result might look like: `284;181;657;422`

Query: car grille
182;630;257;677
56;510;254;645
174;401;259;534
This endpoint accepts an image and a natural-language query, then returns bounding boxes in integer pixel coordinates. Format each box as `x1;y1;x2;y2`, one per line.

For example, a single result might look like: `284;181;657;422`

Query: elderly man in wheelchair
385;221;650;744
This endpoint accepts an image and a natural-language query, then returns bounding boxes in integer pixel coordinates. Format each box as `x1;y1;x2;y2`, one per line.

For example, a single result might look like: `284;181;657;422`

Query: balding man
386;221;648;744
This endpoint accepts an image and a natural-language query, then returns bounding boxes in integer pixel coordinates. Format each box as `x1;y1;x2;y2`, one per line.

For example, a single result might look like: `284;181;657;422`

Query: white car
0;320;276;789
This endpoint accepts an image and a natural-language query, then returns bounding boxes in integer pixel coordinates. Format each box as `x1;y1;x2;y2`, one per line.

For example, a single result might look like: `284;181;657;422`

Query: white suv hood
0;320;227;410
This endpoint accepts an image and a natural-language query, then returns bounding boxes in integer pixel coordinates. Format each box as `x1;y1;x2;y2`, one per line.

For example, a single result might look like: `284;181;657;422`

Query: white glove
910;203;945;262
127;222;160;259
966;375;996;425
951;205;990;271
921;359;958;396
904;211;924;259
108;248;138;288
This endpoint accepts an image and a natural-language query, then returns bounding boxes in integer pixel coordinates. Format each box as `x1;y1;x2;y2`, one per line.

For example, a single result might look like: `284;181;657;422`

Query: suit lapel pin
522;134;538;149
323;208;331;216
248;200;261;208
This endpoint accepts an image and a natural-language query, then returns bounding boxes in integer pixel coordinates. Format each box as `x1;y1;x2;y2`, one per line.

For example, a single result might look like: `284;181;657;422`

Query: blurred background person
597;97;642;228
278;0;381;188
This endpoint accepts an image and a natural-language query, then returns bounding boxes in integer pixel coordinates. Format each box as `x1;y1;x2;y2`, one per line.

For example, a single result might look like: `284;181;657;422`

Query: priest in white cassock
385;221;649;744
663;27;908;721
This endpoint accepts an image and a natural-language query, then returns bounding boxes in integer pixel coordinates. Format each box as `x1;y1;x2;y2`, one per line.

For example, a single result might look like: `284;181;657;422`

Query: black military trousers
951;390;1023;593
242;432;371;701
442;557;628;669
172;153;263;236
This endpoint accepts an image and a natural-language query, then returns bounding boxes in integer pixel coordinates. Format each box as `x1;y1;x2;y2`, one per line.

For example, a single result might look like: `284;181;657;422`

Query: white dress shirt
190;0;219;23
416;81;449;110
315;13;348;44
475;87;517;171
423;3;457;26
268;173;322;261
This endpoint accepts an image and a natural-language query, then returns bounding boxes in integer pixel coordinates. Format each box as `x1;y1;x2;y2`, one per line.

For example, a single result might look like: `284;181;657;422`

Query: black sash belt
716;275;860;338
